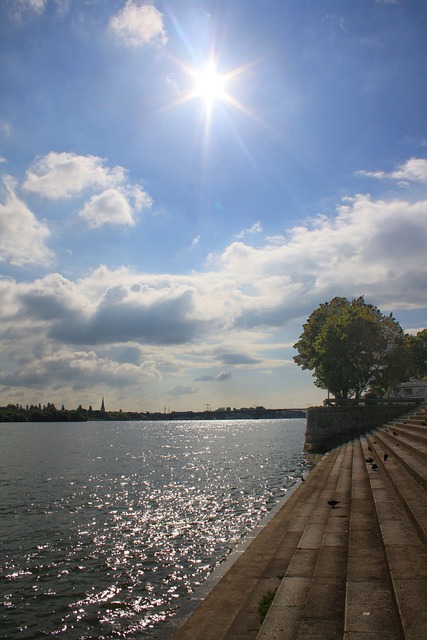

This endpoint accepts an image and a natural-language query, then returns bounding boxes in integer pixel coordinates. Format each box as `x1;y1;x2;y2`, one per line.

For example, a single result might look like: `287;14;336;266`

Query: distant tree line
0;403;88;422
0;404;306;423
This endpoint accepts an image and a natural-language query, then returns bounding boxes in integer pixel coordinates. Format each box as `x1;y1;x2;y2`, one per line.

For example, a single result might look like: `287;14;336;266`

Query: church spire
100;397;105;413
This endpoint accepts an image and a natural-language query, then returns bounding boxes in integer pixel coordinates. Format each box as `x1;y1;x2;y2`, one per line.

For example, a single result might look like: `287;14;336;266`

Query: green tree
294;297;405;398
407;329;427;379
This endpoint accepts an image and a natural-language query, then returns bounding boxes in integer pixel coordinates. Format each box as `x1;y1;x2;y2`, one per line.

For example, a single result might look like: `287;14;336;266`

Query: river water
0;418;308;639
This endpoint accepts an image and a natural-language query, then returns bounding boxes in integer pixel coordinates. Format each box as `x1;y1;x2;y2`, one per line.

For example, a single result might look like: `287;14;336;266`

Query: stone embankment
170;405;427;639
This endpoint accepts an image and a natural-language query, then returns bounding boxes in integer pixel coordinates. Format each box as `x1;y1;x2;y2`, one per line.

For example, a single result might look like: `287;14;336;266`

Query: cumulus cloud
78;185;152;228
0;349;160;391
357;157;427;185
109;2;168;47
79;189;135;228
12;274;207;347
22;151;153;229
0;176;53;266
23;151;126;199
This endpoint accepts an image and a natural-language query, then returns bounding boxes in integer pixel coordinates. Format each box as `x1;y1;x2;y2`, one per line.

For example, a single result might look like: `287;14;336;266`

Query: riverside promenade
170;405;427;640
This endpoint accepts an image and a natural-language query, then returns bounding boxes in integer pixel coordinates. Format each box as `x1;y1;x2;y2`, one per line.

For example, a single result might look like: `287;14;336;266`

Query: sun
192;61;227;107
167;55;262;128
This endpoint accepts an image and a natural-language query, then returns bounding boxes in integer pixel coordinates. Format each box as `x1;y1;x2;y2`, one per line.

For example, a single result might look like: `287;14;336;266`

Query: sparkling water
0;419;308;639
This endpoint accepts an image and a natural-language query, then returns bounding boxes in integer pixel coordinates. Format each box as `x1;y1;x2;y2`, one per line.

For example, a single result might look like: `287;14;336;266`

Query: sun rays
167;56;260;126
191;61;228;108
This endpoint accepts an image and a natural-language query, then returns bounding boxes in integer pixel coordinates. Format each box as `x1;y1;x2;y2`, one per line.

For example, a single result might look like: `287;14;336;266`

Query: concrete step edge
256;443;353;640
364;435;427;547
343;438;405;638
382;430;427;462
361;438;427;639
372;432;427;488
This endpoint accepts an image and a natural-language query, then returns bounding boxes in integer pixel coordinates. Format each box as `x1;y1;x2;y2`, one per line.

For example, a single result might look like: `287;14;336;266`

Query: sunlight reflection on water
0;419;308;638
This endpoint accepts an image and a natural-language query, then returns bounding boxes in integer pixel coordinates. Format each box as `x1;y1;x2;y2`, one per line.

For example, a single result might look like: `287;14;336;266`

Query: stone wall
305;404;415;453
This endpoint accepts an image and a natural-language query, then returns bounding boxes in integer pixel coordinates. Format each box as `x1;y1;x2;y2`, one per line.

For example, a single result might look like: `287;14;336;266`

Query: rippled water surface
0;419;308;639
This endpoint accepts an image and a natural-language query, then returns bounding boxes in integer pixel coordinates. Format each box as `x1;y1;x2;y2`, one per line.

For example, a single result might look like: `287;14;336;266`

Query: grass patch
258;587;278;623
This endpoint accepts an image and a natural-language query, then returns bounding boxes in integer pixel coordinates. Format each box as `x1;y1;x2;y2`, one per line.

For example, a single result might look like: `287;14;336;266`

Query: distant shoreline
0;405;307;423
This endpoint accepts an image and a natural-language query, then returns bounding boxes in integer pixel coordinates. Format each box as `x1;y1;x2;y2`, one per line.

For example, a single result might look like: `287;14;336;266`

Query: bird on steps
366;457;374;463
327;500;340;508
383;453;389;461
368;446;372;451
371;463;378;470
392;431;398;436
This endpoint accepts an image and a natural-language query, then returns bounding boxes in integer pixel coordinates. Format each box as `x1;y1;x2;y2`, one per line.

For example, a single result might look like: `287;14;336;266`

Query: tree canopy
406;328;427;380
293;297;406;399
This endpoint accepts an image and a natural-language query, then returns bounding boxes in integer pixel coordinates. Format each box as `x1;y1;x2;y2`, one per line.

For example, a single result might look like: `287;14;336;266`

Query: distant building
100;397;105;413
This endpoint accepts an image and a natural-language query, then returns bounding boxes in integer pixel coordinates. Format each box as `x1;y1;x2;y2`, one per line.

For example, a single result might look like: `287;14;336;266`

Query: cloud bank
1;155;426;407
357;158;427;185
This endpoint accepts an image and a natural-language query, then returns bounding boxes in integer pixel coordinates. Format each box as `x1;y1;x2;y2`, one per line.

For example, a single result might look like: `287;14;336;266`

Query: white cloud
0;176;53;266
215;193;427;325
23;151;126;199
22;152;153;229
236;221;263;239
131;184;153;211
0;157;7;164
109;2;168;48
357;157;427;185
1;349;160;390
79;187;152;228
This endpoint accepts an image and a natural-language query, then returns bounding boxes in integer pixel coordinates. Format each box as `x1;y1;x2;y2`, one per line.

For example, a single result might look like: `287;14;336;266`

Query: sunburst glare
168;56;261;125
191;61;228;108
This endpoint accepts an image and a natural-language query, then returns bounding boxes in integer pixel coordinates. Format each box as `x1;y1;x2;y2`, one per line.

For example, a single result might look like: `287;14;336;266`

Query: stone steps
361;438;427;639
364;434;427;548
171;405;427;640
344;438;404;639
257;442;352;640
257;406;427;640
375;433;427;488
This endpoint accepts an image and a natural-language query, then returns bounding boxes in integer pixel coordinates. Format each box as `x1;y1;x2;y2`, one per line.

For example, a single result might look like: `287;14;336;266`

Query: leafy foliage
294;297;406;398
406;329;427;380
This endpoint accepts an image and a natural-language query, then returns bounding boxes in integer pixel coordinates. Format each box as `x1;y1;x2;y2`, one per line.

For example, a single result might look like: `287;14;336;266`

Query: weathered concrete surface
169;406;427;640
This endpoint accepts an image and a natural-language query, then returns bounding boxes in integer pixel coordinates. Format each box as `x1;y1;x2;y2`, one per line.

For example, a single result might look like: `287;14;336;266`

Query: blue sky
0;0;426;412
